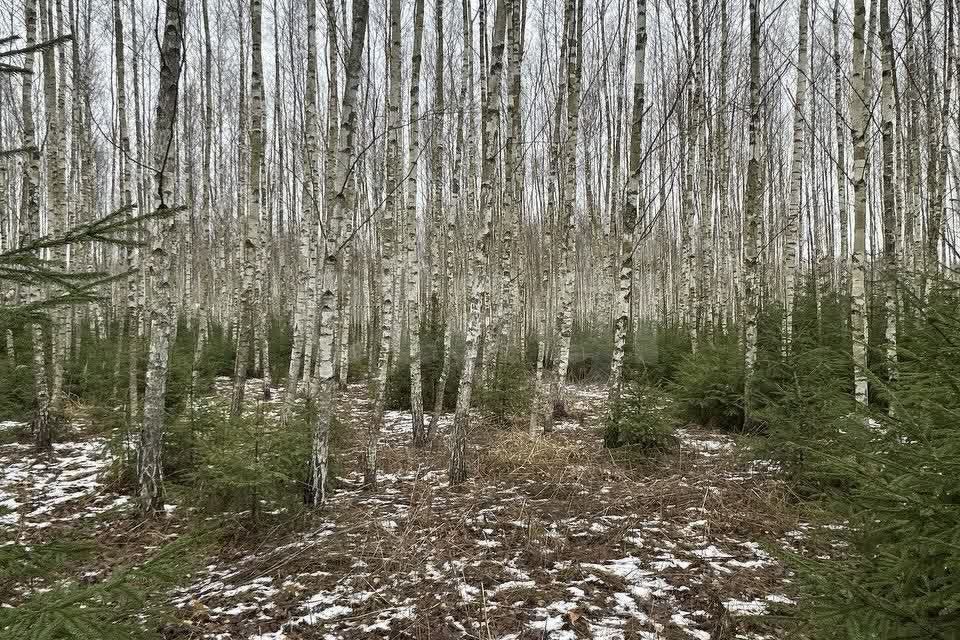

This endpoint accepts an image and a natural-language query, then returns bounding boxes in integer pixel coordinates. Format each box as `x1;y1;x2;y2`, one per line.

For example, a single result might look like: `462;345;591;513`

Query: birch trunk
922;0;944;287
427;0;473;439
366;0;402;487
532;0;570;436
114;0;140;432
449;0;507;484
139;0;183;513
548;0;582;430
782;0;809;358
232;0;265;416
879;0;897;382
428;0;449;437
40;0;68;427
20;0;51;450
282;0;320;422
833;0;849;296
495;0;523;369
607;0;646;407
742;0;762;426
304;0;369;505
848;0;869;406
406;0;426;447
252;0;270;401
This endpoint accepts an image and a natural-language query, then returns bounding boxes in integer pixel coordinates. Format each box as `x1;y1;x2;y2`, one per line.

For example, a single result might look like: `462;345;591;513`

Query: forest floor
0;380;840;640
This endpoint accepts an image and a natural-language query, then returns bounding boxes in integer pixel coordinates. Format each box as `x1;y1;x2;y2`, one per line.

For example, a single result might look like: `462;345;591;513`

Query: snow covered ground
0;436;129;531
1;382;831;639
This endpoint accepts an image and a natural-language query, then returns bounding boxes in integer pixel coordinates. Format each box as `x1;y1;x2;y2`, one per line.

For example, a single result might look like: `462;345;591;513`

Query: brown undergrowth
1;380;826;640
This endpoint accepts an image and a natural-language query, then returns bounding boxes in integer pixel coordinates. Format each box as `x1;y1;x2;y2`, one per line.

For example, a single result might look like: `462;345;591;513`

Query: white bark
366;0;402;487
305;0;369;506
449;0;507;484
742;0;762;426
607;0;646;408
406;0;426;446
782;0;809;358
849;0;869;406
139;0;183;513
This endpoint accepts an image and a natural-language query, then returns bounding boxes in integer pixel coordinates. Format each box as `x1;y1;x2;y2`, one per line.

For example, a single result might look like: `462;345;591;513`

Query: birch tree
548;0;583;430
449;0;508;484
879;0;897;384
365;0;402;487
282;0;321;423
848;0;869;406
139;0;183;513
742;0;762;425
406;0;426;447
304;0;370;506
19;0;51;450
232;0;266;416
608;0;647;407
782;0;809;357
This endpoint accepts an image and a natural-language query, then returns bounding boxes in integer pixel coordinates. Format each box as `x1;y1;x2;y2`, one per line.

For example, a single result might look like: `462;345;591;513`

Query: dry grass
476;428;605;478
2;381;820;640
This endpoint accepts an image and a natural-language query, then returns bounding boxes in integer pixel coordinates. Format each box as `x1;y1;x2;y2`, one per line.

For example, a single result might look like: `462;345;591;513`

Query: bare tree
139;0;183;514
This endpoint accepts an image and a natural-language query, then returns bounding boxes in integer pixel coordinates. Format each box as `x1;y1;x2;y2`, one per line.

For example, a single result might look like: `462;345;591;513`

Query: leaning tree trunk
139;0;183;514
449;0;508;484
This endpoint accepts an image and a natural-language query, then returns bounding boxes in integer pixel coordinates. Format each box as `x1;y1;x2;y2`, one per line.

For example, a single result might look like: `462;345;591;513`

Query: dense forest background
0;0;958;637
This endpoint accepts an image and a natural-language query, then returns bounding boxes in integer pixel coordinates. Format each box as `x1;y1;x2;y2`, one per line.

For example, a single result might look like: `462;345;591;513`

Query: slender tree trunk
547;0;582;430
449;0;508;484
282;0;320;422
251;0;269;401
922;0;946;288
782;0;809;358
305;0;369;505
879;0;897;383
20;0;51;450
608;0;646;407
532;0;569;436
833;0;849;297
191;0;214;396
407;0;427;447
40;0;69;427
428;0;449;438
231;0;265;416
114;0;140;434
742;0;762;427
849;0;869;406
139;0;183;513
365;0;402;487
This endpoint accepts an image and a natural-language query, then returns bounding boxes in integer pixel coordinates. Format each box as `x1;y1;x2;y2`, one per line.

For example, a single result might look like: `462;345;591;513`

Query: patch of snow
724;599;768;615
